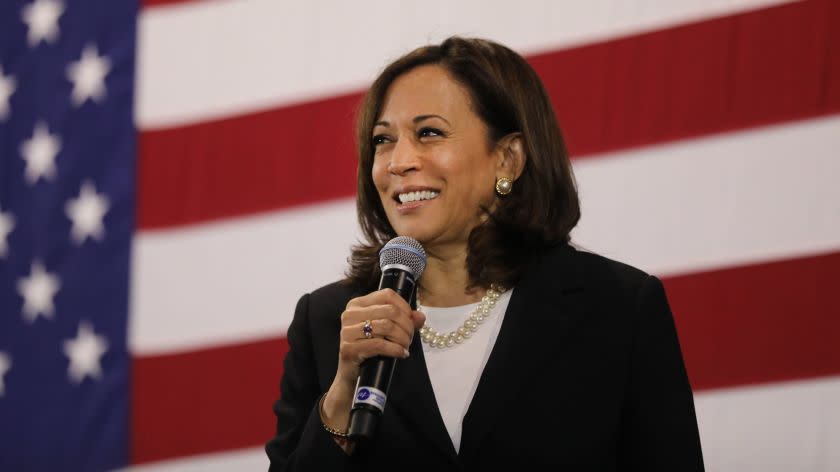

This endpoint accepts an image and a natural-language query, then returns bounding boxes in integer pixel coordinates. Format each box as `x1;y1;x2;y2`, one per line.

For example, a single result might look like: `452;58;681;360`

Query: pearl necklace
418;284;505;349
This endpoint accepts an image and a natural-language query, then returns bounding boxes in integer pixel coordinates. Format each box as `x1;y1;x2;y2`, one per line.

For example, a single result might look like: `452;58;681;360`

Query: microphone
347;236;427;443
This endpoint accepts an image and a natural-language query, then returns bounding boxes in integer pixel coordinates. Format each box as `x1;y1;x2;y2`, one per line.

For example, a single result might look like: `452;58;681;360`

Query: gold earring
495;177;513;196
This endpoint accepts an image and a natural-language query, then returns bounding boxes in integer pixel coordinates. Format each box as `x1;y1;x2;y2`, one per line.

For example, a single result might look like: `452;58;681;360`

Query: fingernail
403;348;410;358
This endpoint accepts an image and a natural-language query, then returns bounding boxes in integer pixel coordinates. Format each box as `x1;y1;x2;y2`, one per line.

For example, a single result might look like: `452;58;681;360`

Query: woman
265;36;704;470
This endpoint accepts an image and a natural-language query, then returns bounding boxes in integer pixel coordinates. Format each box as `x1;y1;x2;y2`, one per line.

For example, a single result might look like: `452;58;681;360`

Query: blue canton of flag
0;1;138;470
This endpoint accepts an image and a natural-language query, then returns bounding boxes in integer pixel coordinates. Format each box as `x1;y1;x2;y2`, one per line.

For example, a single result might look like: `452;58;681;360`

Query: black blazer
266;244;705;471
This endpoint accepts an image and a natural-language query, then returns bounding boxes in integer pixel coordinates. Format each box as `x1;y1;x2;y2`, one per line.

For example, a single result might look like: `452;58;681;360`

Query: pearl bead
418;285;506;349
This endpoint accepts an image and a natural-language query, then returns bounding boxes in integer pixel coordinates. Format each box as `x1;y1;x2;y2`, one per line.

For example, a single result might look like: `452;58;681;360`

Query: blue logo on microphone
357;388;370;401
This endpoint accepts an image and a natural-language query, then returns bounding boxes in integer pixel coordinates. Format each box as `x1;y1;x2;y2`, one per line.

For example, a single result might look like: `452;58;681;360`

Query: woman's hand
321;288;426;433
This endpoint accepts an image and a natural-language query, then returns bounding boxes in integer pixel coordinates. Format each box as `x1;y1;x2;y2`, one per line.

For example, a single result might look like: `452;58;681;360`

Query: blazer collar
386;244;587;463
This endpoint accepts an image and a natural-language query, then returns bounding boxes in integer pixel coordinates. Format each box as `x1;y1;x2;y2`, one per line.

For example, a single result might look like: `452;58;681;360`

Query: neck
417;242;485;307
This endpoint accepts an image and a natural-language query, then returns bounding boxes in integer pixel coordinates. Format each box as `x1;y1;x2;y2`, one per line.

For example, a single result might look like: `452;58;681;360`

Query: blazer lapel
385;293;460;463
458;244;587;459
386;332;460;461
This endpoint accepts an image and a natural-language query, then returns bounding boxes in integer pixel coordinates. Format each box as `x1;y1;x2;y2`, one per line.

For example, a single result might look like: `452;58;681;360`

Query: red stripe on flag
531;0;840;156
137;0;840;229
669;250;840;391
130;250;840;462
137;93;361;230
130;338;289;464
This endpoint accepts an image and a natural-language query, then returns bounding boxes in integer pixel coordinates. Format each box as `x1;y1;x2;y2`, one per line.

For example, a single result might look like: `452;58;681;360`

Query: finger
411;310;426;331
341;319;411;349
345;288;411;313
341;301;414;337
340;338;409;364
368;318;411;347
368;304;415;342
341;303;397;326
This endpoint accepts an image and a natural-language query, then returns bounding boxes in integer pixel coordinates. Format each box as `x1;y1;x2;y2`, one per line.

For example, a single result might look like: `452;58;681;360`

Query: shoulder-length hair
345;36;580;291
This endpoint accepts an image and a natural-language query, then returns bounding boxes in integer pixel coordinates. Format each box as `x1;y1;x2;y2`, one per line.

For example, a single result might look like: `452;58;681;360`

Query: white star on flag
65;180;109;244
66;43;111;106
0;66;15;121
16;261;61;323
21;0;64;47
20;121;61;184
0;207;15;258
63;321;108;384
0;352;10;397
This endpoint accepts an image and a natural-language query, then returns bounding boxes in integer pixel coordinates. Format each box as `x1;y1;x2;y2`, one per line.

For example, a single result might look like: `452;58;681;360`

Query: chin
389;225;434;245
392;228;428;242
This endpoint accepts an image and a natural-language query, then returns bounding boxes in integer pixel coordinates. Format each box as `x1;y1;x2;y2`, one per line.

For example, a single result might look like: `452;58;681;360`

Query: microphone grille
379;236;427;279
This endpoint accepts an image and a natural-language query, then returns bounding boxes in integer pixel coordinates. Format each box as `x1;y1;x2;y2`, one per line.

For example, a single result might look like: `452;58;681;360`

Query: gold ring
362;320;373;339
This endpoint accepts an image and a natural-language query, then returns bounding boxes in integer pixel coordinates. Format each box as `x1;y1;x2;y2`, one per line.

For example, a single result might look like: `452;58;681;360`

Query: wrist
318;392;356;454
322;382;354;428
319;392;350;435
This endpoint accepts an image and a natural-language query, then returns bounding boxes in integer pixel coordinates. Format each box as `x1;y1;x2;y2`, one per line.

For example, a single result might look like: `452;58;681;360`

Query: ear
494;132;526;181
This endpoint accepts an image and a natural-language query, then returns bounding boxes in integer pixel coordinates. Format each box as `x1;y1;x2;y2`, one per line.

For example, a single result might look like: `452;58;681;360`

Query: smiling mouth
396;190;440;204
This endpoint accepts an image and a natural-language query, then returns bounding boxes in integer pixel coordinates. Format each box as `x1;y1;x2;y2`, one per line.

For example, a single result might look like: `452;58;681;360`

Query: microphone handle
347;267;416;443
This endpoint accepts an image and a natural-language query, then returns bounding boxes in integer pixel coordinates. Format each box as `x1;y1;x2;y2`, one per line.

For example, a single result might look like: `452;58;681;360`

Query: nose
388;136;421;175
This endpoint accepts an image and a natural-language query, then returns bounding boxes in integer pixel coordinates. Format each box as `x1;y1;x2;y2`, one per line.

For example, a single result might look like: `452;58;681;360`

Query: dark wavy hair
345;36;580;291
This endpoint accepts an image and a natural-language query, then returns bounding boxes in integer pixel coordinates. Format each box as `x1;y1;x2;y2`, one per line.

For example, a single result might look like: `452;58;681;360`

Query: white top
417;288;513;453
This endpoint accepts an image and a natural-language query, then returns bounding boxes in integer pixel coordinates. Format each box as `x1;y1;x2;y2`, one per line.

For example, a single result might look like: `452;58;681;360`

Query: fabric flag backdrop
1;0;838;470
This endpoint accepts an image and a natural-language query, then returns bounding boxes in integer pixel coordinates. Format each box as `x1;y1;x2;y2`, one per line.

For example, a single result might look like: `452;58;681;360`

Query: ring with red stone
362;320;373;339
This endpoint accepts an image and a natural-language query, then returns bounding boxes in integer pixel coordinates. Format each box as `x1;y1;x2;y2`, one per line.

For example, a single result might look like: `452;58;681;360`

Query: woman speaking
265;36;704;470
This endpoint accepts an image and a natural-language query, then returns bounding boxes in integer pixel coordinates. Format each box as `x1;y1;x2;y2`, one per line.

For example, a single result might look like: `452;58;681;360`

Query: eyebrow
373;114;451;129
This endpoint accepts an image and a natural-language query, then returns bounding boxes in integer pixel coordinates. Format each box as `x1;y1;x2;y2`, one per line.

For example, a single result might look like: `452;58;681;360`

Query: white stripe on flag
136;0;796;128
696;376;840;472
130;199;360;354
572;115;840;277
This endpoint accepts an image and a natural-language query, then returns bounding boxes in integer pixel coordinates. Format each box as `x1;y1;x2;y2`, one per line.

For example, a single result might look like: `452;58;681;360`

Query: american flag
1;0;839;471
1;0;135;470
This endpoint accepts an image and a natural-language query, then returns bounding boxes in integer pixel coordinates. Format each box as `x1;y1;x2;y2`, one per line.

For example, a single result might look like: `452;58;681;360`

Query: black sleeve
265;293;353;471
618;275;705;470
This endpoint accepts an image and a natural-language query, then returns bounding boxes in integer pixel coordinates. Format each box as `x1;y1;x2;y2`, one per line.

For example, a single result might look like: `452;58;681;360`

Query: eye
418;127;444;139
372;134;391;146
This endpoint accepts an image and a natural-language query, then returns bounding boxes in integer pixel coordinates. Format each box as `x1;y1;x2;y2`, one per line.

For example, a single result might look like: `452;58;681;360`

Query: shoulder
536;243;656;302
284;280;359;354
571;243;650;283
298;279;361;318
308;279;360;305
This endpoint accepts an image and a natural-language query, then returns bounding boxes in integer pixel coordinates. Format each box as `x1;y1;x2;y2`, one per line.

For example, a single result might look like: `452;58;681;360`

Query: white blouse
417;288;513;453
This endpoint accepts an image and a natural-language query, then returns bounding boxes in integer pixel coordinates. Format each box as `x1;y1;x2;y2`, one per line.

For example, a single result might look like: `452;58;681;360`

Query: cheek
371;159;388;193
457;158;495;195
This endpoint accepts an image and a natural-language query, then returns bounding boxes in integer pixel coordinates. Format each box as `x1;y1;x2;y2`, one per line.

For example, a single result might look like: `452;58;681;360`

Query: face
371;64;501;255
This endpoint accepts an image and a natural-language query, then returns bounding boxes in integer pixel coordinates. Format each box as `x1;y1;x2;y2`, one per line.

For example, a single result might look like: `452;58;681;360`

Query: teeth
398;190;439;203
